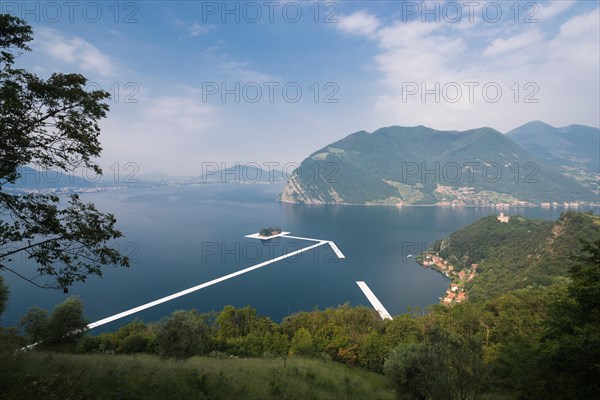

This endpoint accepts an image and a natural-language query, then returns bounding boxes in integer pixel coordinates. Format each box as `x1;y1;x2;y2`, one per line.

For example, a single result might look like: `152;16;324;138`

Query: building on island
498;212;510;223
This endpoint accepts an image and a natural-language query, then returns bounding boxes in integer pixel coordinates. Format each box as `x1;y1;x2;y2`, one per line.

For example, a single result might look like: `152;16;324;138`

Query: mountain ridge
506;121;600;173
281;124;598;205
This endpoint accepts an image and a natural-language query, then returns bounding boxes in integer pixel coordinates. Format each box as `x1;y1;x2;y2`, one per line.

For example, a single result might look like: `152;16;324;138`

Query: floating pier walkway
87;232;344;330
356;281;393;320
280;235;345;258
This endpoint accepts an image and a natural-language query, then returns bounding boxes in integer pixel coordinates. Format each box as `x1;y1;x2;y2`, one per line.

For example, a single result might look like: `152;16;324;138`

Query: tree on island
0;15;129;295
259;227;282;237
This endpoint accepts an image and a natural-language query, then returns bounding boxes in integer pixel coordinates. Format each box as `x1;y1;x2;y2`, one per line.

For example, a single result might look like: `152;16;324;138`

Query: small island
258;227;282;238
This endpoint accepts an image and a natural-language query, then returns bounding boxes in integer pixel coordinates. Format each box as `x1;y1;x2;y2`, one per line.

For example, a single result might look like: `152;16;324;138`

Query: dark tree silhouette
0;14;129;291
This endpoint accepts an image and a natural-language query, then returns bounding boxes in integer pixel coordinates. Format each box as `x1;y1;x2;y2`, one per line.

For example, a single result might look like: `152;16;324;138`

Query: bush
154;310;213;359
120;333;150;354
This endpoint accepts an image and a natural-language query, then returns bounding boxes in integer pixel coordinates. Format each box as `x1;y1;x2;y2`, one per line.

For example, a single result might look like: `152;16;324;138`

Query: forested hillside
432;211;600;301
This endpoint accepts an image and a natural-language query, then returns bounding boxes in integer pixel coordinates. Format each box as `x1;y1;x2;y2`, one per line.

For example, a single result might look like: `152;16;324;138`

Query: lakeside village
417;254;477;306
398;185;589;207
415;212;510;306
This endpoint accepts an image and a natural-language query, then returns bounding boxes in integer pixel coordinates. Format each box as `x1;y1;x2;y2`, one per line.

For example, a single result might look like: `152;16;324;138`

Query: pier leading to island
87;232;345;330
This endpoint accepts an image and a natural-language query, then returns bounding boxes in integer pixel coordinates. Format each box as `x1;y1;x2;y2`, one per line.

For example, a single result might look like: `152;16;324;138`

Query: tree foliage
289;327;314;356
19;296;87;346
432;211;600;301
154;310;214;359
19;305;47;343
536;237;600;399
0;14;129;290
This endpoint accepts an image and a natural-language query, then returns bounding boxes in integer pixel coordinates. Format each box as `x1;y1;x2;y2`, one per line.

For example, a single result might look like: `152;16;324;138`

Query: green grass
0;350;395;400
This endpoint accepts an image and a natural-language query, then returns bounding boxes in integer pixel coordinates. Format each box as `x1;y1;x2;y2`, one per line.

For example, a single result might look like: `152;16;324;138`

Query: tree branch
0;236;62;259
0;264;56;289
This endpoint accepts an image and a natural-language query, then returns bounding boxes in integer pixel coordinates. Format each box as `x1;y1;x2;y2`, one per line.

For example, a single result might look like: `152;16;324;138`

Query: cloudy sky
6;0;599;175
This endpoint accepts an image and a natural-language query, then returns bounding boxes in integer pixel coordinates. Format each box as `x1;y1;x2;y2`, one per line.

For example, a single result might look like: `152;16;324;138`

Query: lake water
2;184;596;331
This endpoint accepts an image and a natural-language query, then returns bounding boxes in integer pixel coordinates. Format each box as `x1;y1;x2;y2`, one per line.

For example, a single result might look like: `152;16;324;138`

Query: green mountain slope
431;211;600;301
281;125;597;205
506;120;600;173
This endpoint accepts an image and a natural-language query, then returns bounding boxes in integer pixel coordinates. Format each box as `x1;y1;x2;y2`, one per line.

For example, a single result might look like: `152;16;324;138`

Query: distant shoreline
278;200;600;208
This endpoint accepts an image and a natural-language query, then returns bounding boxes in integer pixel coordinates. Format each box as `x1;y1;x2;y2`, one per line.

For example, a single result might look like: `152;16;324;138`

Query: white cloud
35;29;116;77
483;30;544;57
188;23;215;37
337;11;380;36
554;8;600;41
340;5;599;131
539;0;576;20
142;94;217;132
218;60;276;82
377;21;440;49
374;21;466;85
97;89;220;174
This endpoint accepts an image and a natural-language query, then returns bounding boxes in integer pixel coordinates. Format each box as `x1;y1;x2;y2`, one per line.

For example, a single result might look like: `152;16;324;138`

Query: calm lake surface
2;184;597;331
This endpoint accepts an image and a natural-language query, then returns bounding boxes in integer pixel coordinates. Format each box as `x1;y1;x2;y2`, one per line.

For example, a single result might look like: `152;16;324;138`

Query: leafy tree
386;326;488;400
290;327;314;356
538;238;600;399
43;296;88;345
114;318;151;353
385;342;432;400
358;329;388;372
384;314;420;346
568;238;600;319
19;305;48;343
216;305;257;339
154;310;213;359
20;297;87;346
262;331;290;357
0;14;128;291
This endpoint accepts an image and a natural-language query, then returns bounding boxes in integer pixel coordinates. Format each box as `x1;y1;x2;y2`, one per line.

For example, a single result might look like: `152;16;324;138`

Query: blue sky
4;0;599;175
